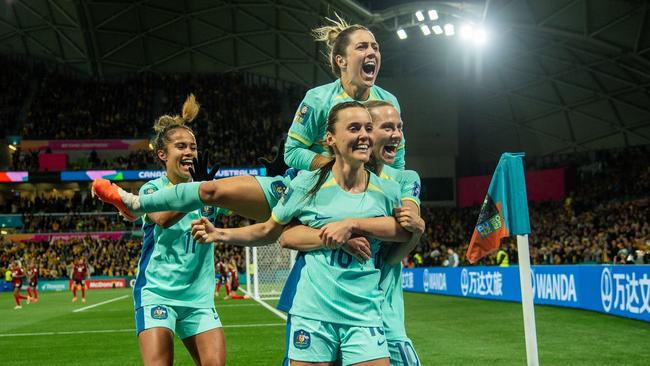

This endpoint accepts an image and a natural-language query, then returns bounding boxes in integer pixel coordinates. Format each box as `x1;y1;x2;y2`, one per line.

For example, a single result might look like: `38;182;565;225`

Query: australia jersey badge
293;329;311;349
201;206;215;217
151;306;168;320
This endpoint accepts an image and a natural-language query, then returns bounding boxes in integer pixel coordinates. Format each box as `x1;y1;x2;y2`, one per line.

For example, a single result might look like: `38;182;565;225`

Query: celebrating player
130;94;228;366
191;102;410;365
26;260;39;303
11;260;31;309
284;14;405;171
70;257;90;303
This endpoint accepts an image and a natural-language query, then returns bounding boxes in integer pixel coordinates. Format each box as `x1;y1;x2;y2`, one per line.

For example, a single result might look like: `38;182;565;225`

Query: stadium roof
1;0;649;157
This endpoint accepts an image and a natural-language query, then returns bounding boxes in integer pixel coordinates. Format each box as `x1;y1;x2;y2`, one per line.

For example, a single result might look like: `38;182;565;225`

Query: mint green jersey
378;166;421;341
133;176;228;309
285;79;406;170
273;169;401;327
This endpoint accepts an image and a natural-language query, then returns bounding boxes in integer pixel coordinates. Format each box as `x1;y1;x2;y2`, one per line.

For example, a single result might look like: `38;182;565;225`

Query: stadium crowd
0;214;249;280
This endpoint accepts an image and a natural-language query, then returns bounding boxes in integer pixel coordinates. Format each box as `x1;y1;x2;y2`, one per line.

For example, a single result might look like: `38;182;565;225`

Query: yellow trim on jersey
271;212;290;225
320;177;337;190
334;90;350;99
369;89;378;101
288;132;312;146
367;183;384;194
397;143;405;150
402;197;421;208
379;171;392;180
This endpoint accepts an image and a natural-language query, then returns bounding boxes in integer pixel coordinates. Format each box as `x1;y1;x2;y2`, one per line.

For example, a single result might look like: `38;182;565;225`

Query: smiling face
326;106;374;166
337;29;381;90
157;128;197;183
369;105;402;166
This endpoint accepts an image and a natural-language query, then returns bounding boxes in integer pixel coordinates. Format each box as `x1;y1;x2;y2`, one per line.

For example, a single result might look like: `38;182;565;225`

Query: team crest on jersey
271;180;288;201
293;104;310;124
144;186;158;195
151;306;168;320
412;182;421;198
201;206;215;217
293;329;311;349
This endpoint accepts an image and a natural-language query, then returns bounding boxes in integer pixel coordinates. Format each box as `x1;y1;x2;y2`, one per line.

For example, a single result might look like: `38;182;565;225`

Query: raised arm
383;201;425;264
191;217;284;247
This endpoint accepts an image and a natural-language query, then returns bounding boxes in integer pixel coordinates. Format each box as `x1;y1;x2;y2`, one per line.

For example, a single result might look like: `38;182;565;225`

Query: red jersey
73;263;88;281
28;267;38;282
217;262;227;278
228;269;239;289
12;267;25;285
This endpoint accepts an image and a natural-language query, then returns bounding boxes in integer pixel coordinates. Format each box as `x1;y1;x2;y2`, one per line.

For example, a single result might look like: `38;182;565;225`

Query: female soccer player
131;94;228;366
91;16;405;224
280;100;424;366
191;101;410;366
222;260;250;301
70;257;90;303
285;14;405;171
26;259;39;302
11;260;30;309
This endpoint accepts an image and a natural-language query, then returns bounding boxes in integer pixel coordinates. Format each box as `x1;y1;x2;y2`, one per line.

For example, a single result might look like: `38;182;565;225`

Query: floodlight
415;11;425;22
397;29;407;40
420;24;431;36
444;23;455;36
432;25;443;35
428;10;439;21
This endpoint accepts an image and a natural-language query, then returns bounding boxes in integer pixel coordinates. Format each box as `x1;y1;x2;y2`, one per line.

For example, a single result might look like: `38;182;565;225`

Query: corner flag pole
516;234;539;366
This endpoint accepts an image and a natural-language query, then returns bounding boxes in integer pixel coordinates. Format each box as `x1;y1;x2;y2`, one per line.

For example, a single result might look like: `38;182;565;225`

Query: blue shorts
388;338;421;366
254;175;293;209
135;304;222;340
285;315;389;365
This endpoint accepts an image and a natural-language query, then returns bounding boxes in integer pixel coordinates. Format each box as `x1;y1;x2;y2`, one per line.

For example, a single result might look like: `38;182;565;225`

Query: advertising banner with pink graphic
0;171;28;182
457;168;565;208
21;139;149;151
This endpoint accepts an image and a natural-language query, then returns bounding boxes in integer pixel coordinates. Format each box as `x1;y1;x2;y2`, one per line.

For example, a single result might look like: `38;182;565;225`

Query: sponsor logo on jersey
293;329;311;349
151;306;168;320
412;182;421;198
293;104;310;124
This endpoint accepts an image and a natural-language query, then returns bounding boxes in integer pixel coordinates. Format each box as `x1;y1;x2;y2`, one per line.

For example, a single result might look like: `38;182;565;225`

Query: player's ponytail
312;14;370;77
151;94;200;167
307;101;367;197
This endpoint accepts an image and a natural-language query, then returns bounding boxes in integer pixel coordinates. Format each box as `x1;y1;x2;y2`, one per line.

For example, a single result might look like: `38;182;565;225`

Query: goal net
245;242;295;300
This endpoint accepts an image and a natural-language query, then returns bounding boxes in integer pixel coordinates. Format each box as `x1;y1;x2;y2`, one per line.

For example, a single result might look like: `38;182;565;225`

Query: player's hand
394;207;425;234
319;219;355;248
257;137;289;177
341;236;371;262
189;150;220;182
191;217;222;243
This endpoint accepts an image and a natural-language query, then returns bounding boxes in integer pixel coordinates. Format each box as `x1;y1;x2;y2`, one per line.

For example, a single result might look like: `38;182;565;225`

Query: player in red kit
214;257;229;298
11;261;31;309
224;261;249;300
26;260;39;302
70;257;90;303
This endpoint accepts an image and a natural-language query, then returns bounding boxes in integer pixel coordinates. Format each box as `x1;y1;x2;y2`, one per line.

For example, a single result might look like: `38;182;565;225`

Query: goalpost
245;242;295;300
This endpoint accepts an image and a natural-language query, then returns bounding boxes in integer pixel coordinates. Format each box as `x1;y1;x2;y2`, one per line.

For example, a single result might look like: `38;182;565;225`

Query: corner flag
466;152;531;264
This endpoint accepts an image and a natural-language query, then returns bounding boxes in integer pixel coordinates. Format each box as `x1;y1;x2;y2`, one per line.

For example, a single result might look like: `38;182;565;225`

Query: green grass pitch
1;289;648;365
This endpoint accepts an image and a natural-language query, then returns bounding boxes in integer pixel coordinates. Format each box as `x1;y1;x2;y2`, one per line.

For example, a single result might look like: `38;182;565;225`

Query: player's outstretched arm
191;217;283;247
279;224;372;262
320;216;411;247
383;201;425;264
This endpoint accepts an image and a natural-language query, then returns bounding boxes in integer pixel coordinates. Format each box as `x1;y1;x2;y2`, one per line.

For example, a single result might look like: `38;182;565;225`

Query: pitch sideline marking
240;288;288;322
0;323;285;338
72;295;130;313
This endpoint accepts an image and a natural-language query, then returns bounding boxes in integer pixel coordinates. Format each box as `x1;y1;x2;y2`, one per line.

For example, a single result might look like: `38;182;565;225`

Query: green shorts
135;304;222;340
388;338;421;366
286;315;389;365
254;175;292;209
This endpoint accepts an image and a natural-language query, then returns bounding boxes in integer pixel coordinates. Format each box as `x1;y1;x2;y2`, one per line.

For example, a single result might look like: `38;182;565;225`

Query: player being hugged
11;260;31;309
70;257;90;303
128;94;229;366
191;102;411;366
26;260;39;303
